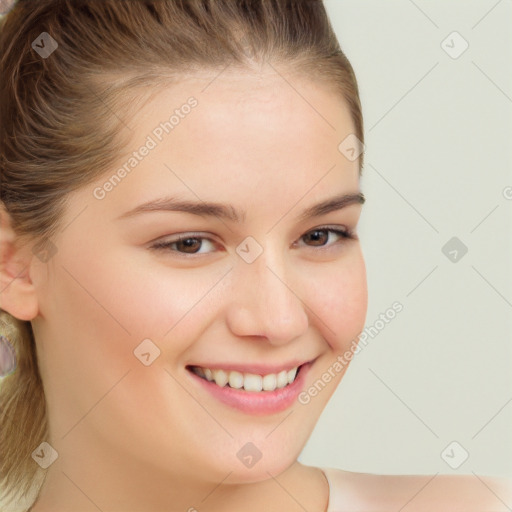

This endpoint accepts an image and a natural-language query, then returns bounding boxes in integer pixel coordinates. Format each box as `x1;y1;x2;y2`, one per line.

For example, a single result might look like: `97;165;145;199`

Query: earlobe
0;203;39;321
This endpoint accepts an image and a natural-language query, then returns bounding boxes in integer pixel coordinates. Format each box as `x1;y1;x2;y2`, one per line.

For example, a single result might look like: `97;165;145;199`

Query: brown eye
303;229;330;246
300;228;353;248
174;238;202;253
150;235;217;255
150;227;355;257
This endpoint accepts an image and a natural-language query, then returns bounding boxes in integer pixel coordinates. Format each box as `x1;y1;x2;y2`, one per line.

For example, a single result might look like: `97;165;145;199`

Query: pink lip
186;361;313;415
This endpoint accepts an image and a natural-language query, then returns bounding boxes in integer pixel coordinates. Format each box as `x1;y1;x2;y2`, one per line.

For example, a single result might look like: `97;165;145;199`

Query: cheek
44;248;234;387
39;253;209;437
308;251;368;351
49;242;216;338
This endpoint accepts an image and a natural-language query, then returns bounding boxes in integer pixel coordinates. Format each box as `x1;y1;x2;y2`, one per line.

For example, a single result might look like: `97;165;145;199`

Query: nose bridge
226;246;309;344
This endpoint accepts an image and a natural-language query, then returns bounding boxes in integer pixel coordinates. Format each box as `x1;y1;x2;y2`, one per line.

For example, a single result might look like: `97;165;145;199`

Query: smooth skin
1;65;510;512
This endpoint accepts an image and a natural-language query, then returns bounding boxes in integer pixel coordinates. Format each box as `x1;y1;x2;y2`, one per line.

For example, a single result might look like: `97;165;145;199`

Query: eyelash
149;226;357;256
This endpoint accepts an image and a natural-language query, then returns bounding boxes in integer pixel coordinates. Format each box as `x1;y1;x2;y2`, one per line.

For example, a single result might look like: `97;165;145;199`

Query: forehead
136;65;354;134
81;67;360;224
134;68;355;166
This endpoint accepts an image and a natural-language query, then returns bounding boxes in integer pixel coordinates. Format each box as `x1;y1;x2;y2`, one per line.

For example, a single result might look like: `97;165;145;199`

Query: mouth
186;363;303;393
185;360;315;415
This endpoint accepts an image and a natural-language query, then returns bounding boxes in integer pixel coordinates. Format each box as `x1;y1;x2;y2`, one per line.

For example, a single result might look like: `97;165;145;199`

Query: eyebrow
117;192;365;223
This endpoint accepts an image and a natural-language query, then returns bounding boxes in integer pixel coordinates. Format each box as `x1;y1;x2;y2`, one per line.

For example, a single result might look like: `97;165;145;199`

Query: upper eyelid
149;225;354;249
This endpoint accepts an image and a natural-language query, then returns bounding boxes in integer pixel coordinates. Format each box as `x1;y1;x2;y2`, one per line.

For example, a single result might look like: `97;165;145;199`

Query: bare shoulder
323;467;512;512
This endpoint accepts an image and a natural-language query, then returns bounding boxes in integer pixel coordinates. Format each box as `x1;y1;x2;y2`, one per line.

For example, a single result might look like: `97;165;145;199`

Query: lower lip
187;362;313;415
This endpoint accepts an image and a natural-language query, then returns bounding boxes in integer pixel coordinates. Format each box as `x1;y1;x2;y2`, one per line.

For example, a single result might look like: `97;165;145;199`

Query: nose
225;250;309;346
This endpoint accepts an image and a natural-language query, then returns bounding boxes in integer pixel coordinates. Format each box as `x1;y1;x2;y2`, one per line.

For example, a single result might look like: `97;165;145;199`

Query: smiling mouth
186;364;304;393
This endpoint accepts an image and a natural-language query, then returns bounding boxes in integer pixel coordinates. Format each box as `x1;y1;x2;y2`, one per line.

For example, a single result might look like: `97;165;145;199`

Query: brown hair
0;0;364;508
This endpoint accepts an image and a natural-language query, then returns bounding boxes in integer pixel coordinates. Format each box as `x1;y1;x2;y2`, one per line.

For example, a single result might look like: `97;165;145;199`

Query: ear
0;203;39;321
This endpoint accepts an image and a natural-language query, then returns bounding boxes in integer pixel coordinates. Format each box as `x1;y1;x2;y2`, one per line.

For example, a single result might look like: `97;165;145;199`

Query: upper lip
187;358;315;375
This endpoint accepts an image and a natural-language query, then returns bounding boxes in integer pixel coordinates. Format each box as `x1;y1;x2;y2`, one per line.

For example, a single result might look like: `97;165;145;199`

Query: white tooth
276;370;288;389
213;369;228;387
228;371;244;389
206;367;296;392
243;373;263;392
262;373;277;391
287;367;298;384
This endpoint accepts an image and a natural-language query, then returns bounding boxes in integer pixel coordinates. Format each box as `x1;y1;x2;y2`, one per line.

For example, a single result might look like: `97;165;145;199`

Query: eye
296;226;357;249
149;226;357;257
150;234;217;255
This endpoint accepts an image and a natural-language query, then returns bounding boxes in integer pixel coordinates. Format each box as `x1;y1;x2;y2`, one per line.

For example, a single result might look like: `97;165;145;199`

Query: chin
210;430;309;484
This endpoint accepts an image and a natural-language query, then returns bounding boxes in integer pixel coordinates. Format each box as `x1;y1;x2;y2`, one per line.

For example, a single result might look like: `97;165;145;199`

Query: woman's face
30;68;367;487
